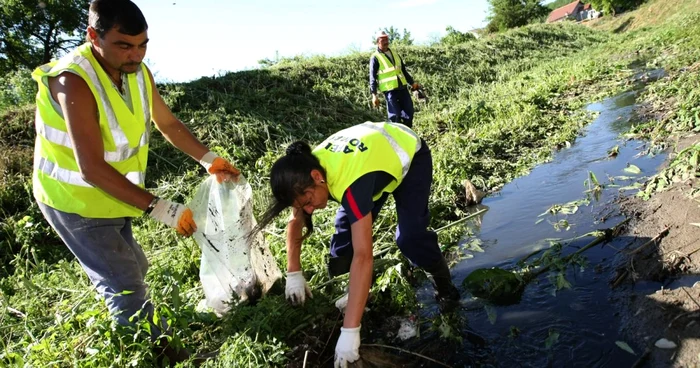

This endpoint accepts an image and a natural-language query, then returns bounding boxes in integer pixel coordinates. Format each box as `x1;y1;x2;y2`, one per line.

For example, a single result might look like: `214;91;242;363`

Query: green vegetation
0;0;89;74
545;0;646;17
439;26;477;46
0;68;36;112
2;0;700;365
588;0;690;31
486;0;550;32
589;0;645;17
376;26;414;46
463;219;627;306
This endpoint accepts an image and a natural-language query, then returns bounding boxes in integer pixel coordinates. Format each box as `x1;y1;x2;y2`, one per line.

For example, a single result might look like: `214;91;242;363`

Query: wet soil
615;135;700;368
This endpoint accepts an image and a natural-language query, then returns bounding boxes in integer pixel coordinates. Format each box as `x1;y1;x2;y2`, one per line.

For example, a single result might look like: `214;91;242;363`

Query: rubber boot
423;258;460;310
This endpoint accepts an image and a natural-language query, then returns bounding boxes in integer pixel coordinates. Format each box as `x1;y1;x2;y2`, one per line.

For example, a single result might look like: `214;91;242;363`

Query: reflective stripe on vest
358;122;420;179
374;50;407;92
35;156;144;187
312;122;420;202
34;59;151;162
35;112;149;163
31;43;152;218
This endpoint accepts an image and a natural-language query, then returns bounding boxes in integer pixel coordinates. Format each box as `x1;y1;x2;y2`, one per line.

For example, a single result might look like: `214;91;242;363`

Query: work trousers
328;139;443;276
385;87;415;128
38;202;159;333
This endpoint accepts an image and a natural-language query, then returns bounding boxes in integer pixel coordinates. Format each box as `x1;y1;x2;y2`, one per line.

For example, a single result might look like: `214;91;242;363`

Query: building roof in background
547;0;581;23
583;3;591;10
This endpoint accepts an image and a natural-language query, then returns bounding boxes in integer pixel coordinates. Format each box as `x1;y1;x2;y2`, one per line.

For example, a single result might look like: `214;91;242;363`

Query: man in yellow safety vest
31;0;238;364
369;30;420;127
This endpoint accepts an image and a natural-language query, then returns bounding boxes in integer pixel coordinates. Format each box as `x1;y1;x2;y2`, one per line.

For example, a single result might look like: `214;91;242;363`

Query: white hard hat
375;30;389;40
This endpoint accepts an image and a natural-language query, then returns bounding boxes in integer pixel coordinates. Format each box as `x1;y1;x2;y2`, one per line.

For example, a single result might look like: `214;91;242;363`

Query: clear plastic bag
189;175;281;316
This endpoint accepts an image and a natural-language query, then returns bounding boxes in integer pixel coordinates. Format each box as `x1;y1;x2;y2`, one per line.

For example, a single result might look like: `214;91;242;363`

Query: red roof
583;3;591;10
547;0;581;23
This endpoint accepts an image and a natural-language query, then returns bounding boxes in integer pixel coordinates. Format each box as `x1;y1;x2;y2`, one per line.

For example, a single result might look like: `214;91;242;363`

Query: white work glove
335;287;370;314
285;271;312;306
335;292;349;313
149;198;197;237
334;326;361;368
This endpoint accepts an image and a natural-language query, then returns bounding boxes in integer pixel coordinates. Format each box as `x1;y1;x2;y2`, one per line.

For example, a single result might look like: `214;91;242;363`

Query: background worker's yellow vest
374;50;408;92
312;122;421;202
32;43;153;218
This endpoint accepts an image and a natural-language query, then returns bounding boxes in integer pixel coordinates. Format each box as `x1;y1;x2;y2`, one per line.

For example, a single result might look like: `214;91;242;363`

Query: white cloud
391;0;438;8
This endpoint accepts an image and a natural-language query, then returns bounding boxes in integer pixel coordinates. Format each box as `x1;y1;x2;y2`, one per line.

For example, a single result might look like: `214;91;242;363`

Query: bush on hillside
0;69;36;114
440;26;477;46
486;0;550;33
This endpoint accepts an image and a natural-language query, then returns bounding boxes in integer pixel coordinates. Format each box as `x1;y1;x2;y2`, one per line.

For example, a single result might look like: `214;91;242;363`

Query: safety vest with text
374;50;408;92
312;122;421;202
31;43;153;218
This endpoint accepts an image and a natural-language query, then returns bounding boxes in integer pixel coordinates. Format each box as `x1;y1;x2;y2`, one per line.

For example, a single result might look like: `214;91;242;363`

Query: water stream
430;78;670;367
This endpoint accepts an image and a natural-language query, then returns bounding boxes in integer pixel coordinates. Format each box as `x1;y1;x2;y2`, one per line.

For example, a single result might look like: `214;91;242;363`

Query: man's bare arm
51;72;154;211
148;69;209;161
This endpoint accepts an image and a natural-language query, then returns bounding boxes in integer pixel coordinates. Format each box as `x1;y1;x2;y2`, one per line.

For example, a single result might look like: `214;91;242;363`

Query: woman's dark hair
252;141;326;240
89;0;148;38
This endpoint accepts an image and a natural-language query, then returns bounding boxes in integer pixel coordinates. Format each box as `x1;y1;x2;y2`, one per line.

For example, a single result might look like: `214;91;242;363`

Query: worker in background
370;30;420;128
31;0;238;364
254;122;460;368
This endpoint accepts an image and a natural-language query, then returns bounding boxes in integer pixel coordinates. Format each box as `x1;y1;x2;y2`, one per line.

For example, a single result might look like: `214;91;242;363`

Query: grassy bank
2;0;700;365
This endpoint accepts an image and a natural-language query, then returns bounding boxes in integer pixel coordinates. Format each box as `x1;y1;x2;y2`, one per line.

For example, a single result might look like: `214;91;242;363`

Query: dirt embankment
614;135;700;367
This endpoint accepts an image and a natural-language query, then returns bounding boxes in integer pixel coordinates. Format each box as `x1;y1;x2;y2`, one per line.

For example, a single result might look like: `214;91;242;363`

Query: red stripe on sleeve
345;188;364;220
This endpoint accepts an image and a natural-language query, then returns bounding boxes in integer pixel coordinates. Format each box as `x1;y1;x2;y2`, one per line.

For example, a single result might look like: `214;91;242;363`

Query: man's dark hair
89;0;148;38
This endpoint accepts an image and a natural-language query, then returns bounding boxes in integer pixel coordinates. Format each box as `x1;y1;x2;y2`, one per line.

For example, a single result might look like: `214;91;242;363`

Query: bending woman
256;122;459;367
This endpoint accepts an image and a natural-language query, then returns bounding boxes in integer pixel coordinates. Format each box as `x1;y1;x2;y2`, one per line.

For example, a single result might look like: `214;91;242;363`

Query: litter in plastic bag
189;175;281;316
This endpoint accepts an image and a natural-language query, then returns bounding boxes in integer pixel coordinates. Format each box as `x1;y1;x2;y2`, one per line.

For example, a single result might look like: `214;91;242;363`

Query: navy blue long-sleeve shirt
369;47;415;95
340;171;393;224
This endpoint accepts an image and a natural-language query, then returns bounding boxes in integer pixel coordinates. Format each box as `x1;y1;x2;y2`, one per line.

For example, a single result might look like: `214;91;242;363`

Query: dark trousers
385;87;414;128
328;140;442;276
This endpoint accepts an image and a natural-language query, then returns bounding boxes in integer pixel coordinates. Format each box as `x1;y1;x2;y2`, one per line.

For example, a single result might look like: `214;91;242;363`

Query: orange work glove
199;152;241;183
148;198;197;236
371;94;380;108
411;83;420;91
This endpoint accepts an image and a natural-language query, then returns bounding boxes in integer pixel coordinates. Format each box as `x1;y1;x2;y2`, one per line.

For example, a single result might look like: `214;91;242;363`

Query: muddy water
435;83;669;367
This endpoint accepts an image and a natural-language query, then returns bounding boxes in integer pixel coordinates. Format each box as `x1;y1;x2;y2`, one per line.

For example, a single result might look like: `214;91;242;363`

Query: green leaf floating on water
545;330;560;349
615;341;636;355
462;267;525;305
484;304;498;325
466;238;485;253
624;164;642;175
618;183;642;191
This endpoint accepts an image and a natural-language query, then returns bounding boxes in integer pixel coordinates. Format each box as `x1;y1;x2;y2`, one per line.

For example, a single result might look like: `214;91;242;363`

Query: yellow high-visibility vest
374;50;408;92
312;122;421;202
32;43;153;218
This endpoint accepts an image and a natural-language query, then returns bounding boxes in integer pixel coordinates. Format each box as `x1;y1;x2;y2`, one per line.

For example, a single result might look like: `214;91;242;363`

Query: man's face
90;26;149;74
377;37;389;51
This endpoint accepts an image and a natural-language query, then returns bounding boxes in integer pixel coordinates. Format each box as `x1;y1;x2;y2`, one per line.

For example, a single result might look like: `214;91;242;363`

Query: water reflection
436;87;669;366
